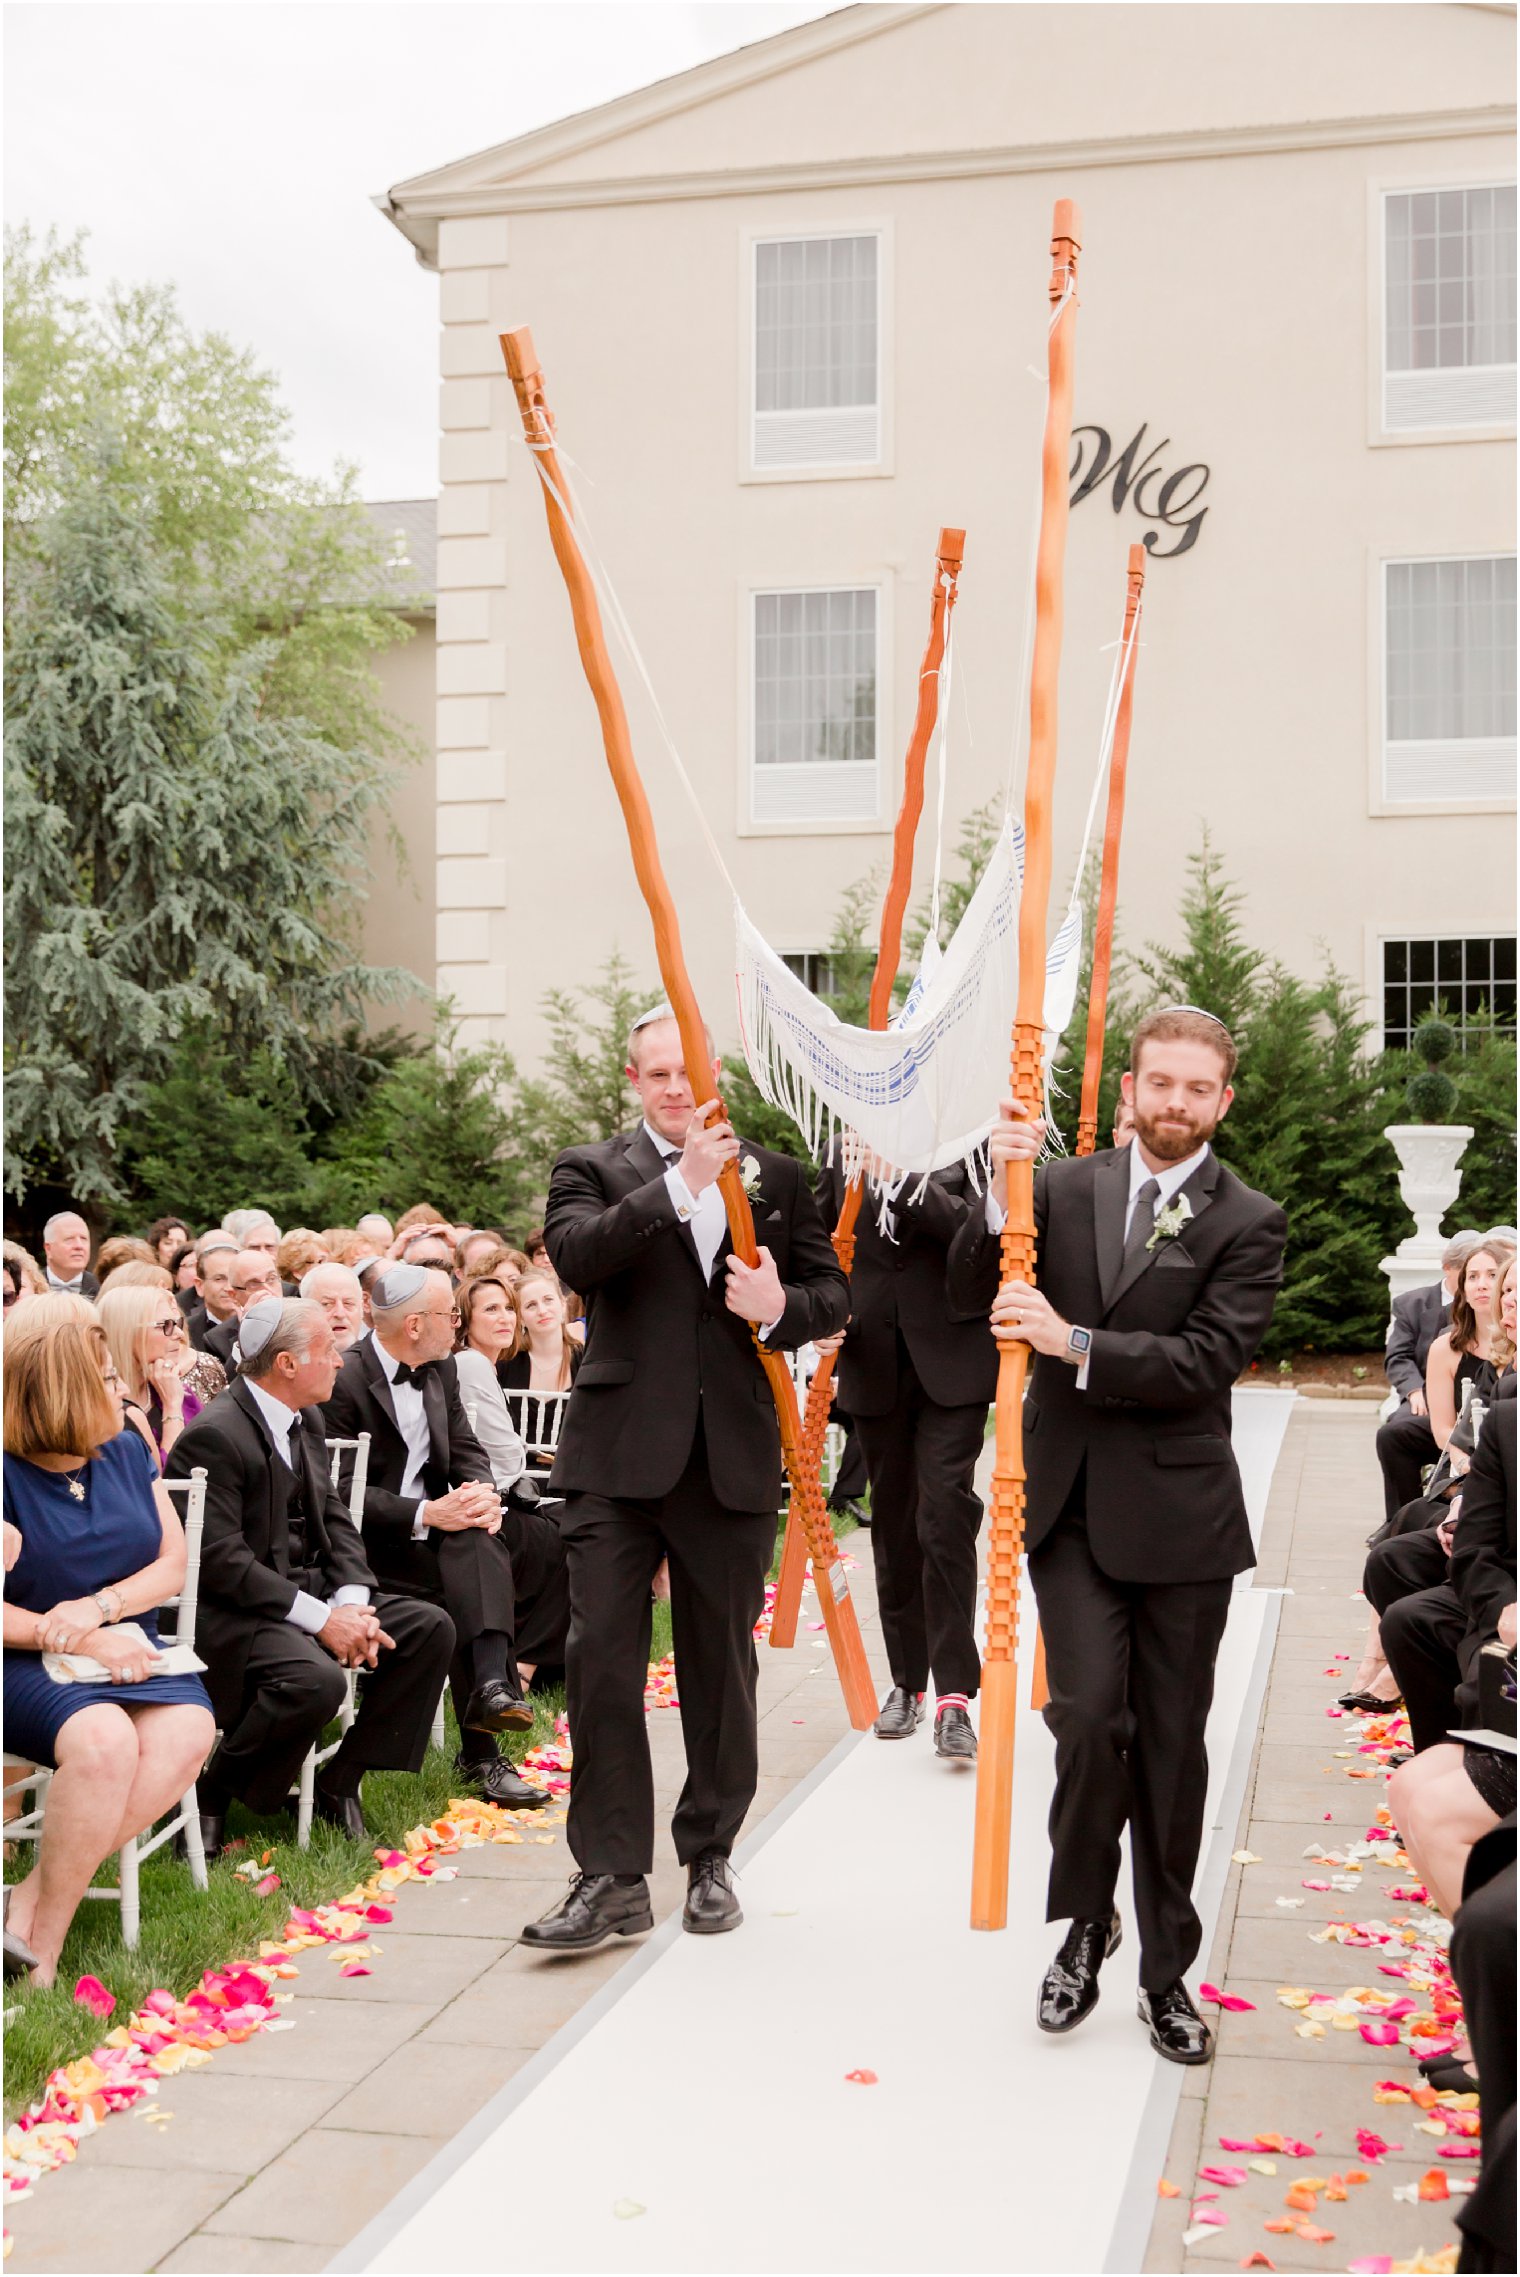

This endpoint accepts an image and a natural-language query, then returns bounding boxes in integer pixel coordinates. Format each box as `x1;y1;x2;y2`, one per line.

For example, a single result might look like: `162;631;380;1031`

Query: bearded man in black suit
813;1154;995;1759
166;1299;454;1854
948;1006;1286;2064
521;1009;849;1953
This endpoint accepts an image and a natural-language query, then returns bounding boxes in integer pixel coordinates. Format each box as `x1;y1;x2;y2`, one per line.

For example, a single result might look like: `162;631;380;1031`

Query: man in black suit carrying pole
521;1008;849;1953
947;1005;1286;2063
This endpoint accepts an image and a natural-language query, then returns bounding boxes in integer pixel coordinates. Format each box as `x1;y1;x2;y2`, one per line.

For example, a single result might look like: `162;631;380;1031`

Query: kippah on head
238;1296;286;1366
1156;1002;1231;1031
371;1262;430;1312
630;1002;675;1036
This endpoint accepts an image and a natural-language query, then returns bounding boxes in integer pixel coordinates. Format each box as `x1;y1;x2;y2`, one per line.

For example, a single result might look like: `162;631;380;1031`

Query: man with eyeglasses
323;1264;563;1812
204;1250;284;1380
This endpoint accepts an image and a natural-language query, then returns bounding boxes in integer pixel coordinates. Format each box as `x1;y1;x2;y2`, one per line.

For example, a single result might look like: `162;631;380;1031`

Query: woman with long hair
1427;1242;1515;1456
452;1277;528;1489
98;1284;225;1470
498;1270;582;1476
2;1310;214;1983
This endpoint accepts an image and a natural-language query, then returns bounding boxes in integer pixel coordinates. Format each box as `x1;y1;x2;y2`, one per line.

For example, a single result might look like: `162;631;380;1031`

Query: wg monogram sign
1069;424;1211;559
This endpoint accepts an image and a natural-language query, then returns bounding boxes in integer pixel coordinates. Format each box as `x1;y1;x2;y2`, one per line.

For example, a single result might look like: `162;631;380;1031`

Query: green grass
3;1689;564;2121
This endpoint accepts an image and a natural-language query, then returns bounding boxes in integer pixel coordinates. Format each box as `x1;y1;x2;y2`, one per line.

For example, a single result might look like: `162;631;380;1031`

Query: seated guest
42;1213;99;1298
355;1213;394;1255
4;1242;47;1304
146;1217;191;1271
1428;1241;1514;1461
457;1230;507;1278
453;1278;528;1489
277;1229;329;1293
389;1204;449;1255
499;1269;582;1474
186;1237;239;1353
168;1242;202;1320
1450;1818;1516;2275
100;1284;226;1469
207;1249;285;1377
402;1232;458;1275
300;1262;366;1354
319;1228;369;1268
3;1256;32;1317
222;1210;281;1259
523;1229;552;1273
96;1260;174;1298
1376;1233;1479;1526
2;1309;215;1981
93;1238;158;1282
322;1265;557;1811
472;1245;532;1291
166;1299;454;1852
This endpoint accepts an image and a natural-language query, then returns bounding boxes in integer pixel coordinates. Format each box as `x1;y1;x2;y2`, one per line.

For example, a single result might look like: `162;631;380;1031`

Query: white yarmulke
238;1297;286;1364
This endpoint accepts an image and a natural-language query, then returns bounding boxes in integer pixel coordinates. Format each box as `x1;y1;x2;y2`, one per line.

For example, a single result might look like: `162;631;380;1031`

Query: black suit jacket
187;1303;235;1357
204;1315;241;1379
1451;1395;1517;1645
815;1158;996;1415
946;1145;1287;1583
321;1334;494;1592
1386;1282;1451;1402
544;1127;849;1510
166;1379;374;1727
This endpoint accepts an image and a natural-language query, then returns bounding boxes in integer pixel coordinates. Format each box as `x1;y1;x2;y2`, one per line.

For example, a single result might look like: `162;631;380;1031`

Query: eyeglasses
151;1317;184;1335
2;1288;18;1309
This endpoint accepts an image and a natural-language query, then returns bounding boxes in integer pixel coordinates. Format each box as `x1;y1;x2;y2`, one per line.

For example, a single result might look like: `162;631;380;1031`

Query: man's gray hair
1442;1230;1487;1272
1482;1226;1519;1248
300;1261;360;1299
241;1298;324;1378
223;1208;279;1247
42;1211;86;1239
196;1232;237;1265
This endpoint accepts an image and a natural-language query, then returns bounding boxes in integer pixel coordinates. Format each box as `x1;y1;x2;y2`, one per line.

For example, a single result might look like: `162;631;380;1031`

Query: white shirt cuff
410;1502;430;1541
330;1585;370;1610
1075;1355;1090;1391
286;1589;330;1634
757;1315;784;1343
984;1192;1007;1235
663;1163;700;1219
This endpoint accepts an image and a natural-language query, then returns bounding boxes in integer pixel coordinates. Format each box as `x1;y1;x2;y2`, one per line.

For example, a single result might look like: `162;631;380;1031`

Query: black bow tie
393;1361;431;1389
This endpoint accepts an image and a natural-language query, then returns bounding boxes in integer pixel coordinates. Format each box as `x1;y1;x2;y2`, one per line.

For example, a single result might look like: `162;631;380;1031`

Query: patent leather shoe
312;1778;367;1842
874;1687;925;1739
520;1872;653;1953
462;1680;534;1735
934;1704;977;1760
184;1809;226;1864
1036;1911;1123;2034
683;1852;742;1934
453;1750;549;1810
1138;1979;1214;2065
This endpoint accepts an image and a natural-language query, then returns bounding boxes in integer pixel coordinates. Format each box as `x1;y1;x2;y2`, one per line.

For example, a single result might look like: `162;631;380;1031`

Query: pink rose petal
1197;1983;1256;2012
1197;2165;1247;2187
1359;2020;1403;2046
72;1976;115;2019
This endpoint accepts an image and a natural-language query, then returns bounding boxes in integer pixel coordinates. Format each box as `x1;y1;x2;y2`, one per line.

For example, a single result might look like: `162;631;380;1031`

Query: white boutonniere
1145;1194;1193;1252
738;1154;763;1202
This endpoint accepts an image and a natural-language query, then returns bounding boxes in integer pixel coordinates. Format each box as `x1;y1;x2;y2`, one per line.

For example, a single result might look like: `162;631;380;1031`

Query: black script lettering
1069;423;1211;557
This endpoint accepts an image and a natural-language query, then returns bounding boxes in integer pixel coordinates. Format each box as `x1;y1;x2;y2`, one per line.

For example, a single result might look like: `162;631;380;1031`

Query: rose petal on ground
1295;2223;1335;2243
1232;1851;1263;1865
1417;2170;1451;2201
1360;2020;1403;2045
843;2069;877;2084
1198;1984;1256;2011
1347;2261;1393;2274
339;1964;371;1979
612;2199;645;2220
71;1979;114;2020
1157;2179;1181;2198
1248;2160;1278;2177
1199;2167;1248;2188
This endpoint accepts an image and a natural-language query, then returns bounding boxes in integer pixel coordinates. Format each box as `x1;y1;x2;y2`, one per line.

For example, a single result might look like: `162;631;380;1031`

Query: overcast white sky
5;2;835;497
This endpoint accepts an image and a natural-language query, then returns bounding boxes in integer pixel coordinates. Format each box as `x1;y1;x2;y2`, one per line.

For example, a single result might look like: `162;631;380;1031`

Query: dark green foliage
901;797;1001;986
1440;1025;1517;1231
1405;1069;1459;1124
118;1029;319;1228
716;1059;814;1164
511;950;661;1199
1412;1017;1457;1067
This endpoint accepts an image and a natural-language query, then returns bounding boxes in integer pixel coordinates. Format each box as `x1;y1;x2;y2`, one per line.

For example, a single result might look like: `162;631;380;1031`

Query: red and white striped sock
936;1692;970;1716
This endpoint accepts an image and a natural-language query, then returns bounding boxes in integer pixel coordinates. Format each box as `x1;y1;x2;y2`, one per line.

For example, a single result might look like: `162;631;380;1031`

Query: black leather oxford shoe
520;1873;654;1953
312;1779;367;1842
454;1751;550;1810
1036;1911;1123;2034
683;1852;742;1935
1138;1980;1214;2065
461;1680;534;1735
934;1704;977;1760
874;1687;925;1739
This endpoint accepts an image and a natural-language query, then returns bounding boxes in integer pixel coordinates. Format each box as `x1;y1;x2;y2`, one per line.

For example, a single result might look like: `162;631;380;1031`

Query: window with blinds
1383;184;1516;432
1383;555;1517;802
751;587;879;824
752;234;880;472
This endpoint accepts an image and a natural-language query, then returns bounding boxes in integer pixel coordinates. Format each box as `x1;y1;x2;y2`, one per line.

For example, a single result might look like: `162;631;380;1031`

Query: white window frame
1369;174;1517;447
739;220;893;484
1369;548;1517;816
739;576;891;836
1365;924;1519;1051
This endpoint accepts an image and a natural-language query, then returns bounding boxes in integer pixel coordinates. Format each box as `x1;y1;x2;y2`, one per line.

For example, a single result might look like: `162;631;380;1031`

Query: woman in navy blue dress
3;1308;214;1984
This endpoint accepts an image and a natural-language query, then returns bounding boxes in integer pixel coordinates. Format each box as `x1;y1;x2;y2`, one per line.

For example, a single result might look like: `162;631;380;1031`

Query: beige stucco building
376;1;1516;1071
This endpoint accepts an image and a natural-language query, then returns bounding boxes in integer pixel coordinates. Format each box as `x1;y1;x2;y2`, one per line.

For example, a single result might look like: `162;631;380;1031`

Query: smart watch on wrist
1066;1325;1093;1364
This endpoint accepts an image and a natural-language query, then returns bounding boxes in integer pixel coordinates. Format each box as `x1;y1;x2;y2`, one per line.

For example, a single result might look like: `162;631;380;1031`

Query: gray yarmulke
370;1263;430;1311
238;1296;286;1365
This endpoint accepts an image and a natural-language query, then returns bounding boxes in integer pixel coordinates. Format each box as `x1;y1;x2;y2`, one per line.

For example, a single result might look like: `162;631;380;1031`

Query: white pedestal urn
1380;1122;1476;1304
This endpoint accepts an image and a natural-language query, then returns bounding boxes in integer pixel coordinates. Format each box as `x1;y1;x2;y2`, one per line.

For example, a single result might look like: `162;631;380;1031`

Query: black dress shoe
934;1704;977;1761
830;1498;871;1529
453;1751;550;1810
192;1809;226;1863
520;1873;653;1953
312;1779;367;1841
874;1687;925;1739
462;1680;534;1735
1138;1980;1214;2065
1337;1688;1403;1713
683;1852;742;1935
1037;1911;1123;2034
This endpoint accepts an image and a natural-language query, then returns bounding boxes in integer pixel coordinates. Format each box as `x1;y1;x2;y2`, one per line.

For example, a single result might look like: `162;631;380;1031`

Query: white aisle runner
339;1396;1292;2277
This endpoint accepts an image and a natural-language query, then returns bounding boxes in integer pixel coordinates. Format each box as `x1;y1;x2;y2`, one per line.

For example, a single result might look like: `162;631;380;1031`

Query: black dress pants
210;1590;454;1814
1453;1853;1517;2274
1363;1526;1450;1616
1380;1583;1468;1750
384;1511;570;1759
1030;1506;1234;1991
560;1422;774;1875
828;1413;869;1508
852;1345;987;1698
1376;1402;1438;1521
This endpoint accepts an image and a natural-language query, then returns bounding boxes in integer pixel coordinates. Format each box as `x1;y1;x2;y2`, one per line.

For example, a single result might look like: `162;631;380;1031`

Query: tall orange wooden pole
500;326;876;1731
770;528;966;1652
1076;544;1147;1158
971;201;1082;1930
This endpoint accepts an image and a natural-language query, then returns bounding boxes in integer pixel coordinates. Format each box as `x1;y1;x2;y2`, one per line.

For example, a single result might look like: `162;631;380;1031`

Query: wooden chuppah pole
770;527;967;1652
1076;543;1147;1158
498;326;877;1732
971;202;1082;1931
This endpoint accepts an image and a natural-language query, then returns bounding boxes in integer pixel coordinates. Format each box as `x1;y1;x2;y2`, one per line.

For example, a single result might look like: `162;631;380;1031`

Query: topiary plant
1406;1068;1458;1123
1411;1016;1457;1067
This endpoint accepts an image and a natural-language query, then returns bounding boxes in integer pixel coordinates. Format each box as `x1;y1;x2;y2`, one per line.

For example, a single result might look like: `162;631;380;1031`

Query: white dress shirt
242;1376;369;1633
648;1122;782;1340
46;1272;85;1294
368;1332;436;1539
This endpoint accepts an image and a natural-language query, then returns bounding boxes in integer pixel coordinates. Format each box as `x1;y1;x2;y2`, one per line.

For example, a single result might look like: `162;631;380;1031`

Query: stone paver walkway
1144;1403;1468;2275
5;1547;882;2276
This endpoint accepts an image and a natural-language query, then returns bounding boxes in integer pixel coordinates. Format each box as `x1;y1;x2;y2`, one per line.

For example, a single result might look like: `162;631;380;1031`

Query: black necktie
393;1361;431;1389
1121;1177;1162;1277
